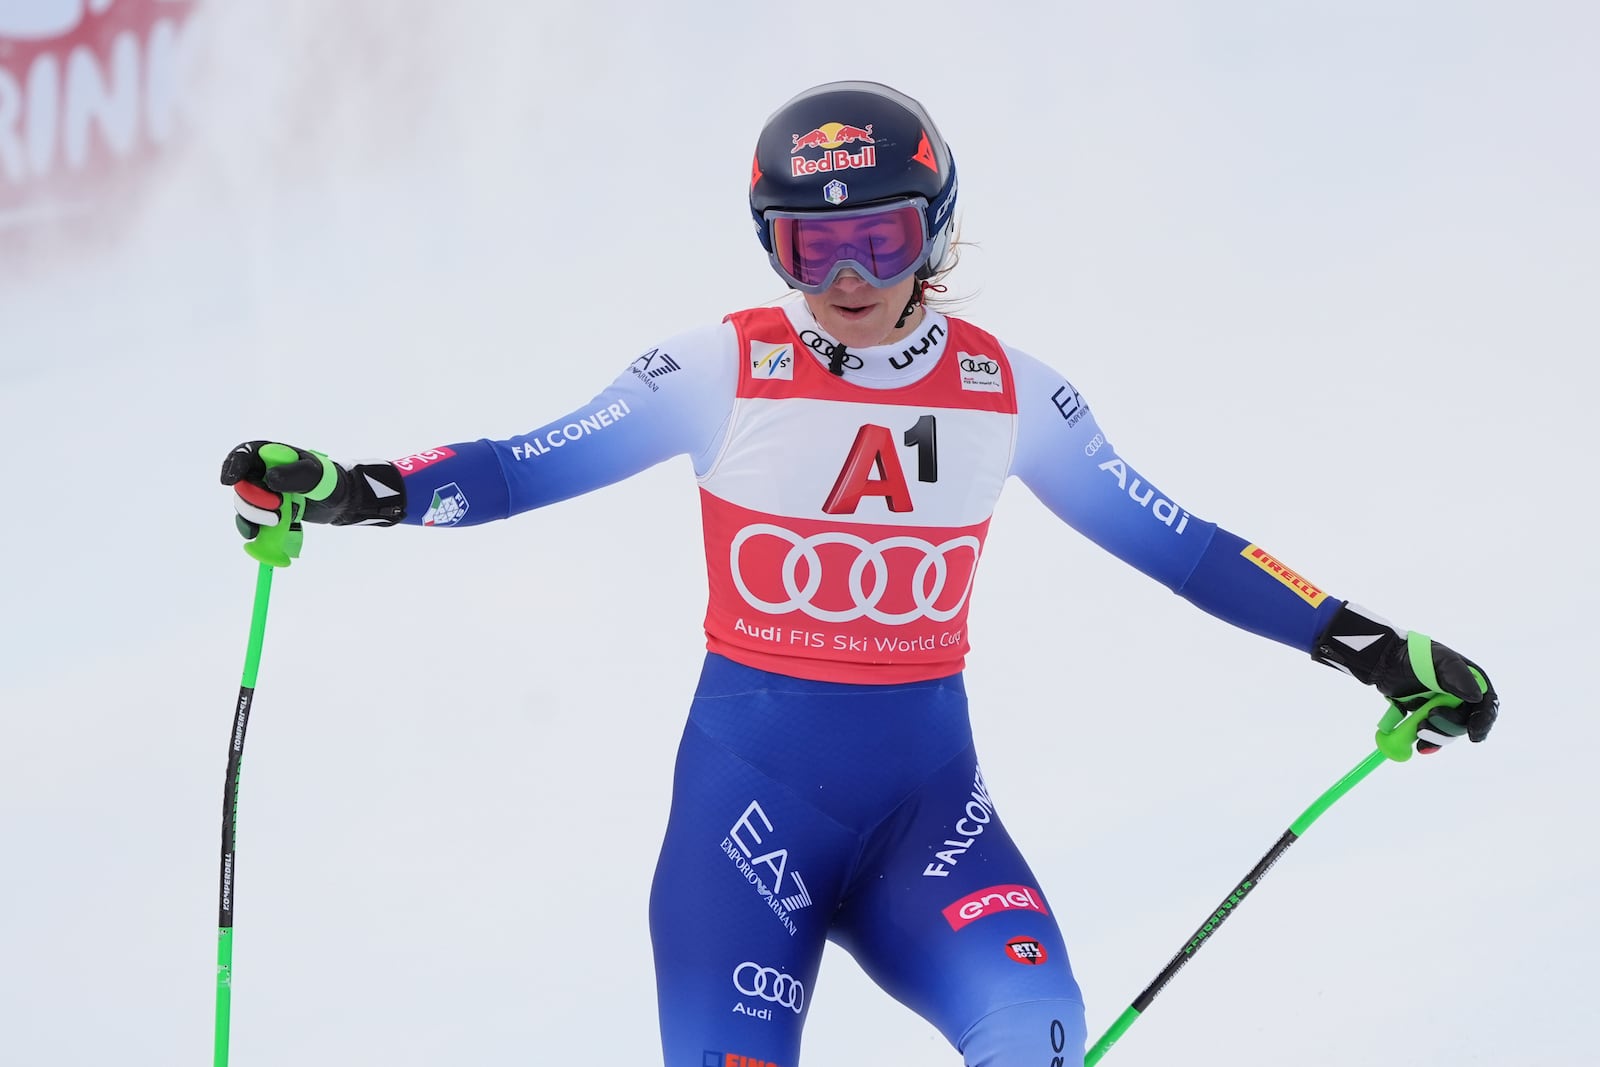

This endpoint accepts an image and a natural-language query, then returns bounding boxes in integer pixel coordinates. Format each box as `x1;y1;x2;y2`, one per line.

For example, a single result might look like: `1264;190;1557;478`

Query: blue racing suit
378;301;1341;1066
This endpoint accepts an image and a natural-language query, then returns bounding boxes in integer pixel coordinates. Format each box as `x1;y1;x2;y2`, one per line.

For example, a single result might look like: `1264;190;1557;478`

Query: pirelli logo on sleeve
1241;545;1329;607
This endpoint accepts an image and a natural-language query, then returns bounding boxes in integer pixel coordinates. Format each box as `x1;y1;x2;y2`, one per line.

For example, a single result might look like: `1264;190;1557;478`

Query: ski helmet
749;81;958;292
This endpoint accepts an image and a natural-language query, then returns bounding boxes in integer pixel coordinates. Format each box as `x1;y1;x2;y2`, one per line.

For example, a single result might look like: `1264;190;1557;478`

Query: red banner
0;0;199;229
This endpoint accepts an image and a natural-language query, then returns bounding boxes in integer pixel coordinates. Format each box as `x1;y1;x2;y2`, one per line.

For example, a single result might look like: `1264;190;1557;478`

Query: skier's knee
959;998;1087;1067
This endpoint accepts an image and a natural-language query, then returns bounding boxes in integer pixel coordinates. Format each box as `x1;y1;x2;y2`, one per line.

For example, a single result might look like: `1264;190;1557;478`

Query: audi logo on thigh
960;356;999;374
730;524;981;624
734;962;805;1013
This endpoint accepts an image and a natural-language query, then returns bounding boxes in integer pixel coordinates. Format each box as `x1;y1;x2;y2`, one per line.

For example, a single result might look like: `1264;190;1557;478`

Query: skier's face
801;270;922;349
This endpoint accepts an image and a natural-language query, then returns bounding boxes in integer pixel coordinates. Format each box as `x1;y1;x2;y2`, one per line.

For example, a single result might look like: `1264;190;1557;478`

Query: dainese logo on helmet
789;121;877;178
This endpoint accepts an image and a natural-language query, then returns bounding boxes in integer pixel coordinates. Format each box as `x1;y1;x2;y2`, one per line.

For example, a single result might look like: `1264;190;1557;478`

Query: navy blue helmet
749;81;958;288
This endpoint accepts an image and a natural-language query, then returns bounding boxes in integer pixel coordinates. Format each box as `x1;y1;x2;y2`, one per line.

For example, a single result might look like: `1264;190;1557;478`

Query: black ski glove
1312;602;1499;754
220;440;406;540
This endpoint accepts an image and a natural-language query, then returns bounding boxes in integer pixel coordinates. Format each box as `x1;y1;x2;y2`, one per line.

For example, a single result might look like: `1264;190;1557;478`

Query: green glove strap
1406;630;1441;693
243;443;305;568
305;448;340;502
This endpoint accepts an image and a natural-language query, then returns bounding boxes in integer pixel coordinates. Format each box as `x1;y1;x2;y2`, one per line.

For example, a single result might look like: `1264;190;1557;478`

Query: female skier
222;81;1498;1067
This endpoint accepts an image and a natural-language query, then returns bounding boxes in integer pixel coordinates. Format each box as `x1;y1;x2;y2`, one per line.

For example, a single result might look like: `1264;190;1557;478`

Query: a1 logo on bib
958;352;1002;393
750;341;795;381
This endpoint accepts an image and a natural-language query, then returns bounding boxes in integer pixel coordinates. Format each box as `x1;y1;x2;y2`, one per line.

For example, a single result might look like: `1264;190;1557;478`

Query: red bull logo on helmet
789;121;877;178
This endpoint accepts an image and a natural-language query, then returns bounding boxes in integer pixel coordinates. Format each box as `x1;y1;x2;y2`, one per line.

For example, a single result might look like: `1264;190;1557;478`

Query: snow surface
2;2;1596;1064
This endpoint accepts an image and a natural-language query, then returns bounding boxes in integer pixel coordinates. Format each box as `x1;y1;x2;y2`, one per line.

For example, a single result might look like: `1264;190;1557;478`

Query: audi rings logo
960;356;999;375
730;524;980;624
800;330;864;370
734;962;805;1014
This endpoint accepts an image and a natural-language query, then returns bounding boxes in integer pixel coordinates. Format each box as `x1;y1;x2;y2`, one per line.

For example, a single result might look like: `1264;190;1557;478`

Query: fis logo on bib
750;342;794;381
422;483;469;526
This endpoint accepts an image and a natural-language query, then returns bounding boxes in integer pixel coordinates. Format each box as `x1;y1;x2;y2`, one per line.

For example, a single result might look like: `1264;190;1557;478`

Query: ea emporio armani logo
723;800;812;937
629;348;681;392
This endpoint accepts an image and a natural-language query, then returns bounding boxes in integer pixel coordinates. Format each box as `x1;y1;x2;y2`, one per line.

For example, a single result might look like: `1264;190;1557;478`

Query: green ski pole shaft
1085;750;1386;1065
215;562;276;1066
215;444;305;1067
1085;693;1460;1066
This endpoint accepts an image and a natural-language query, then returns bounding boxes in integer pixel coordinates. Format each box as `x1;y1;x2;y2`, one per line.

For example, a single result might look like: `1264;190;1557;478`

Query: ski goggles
763;197;931;294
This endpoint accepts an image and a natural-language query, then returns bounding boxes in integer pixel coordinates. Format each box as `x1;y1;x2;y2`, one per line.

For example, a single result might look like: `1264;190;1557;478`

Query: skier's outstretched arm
221;323;738;531
1006;346;1498;753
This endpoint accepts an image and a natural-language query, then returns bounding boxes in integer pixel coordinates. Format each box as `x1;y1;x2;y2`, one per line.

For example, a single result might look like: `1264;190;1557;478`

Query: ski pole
1084;692;1464;1066
215;445;305;1067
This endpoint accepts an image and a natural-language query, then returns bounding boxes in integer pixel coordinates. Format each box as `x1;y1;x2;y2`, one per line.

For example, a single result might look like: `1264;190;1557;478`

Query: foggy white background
3;2;1596;1064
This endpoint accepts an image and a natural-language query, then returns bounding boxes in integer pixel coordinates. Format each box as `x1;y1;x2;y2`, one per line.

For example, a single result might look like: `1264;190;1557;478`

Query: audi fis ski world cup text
732;617;966;655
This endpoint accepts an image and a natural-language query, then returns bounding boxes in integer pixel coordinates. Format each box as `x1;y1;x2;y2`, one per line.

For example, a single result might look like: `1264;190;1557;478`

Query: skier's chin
806;280;919;348
819;304;891;347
